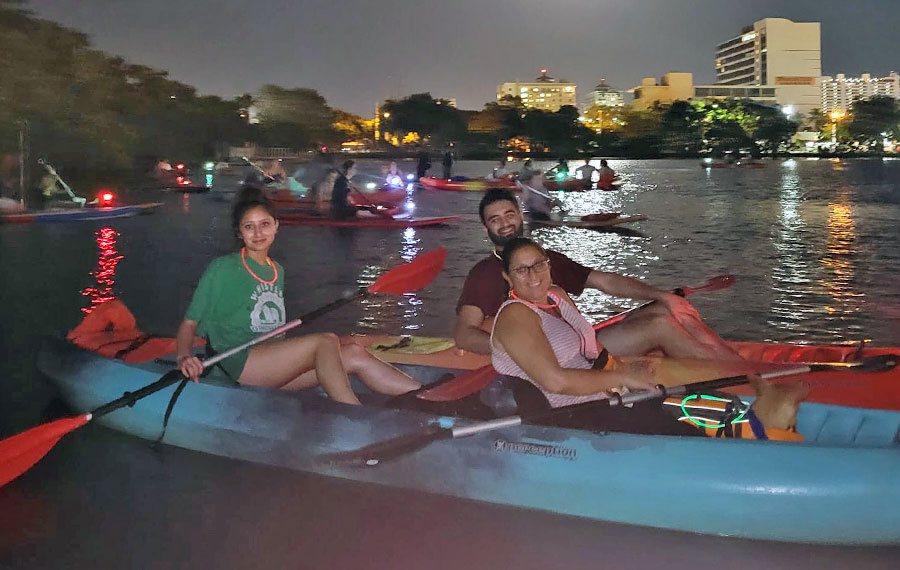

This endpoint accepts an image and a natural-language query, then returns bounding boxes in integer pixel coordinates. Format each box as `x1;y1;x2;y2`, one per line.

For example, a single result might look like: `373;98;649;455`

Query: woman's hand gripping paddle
0;247;447;487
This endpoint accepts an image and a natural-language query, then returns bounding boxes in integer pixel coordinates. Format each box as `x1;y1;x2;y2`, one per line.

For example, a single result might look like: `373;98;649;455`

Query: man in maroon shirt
455;188;741;359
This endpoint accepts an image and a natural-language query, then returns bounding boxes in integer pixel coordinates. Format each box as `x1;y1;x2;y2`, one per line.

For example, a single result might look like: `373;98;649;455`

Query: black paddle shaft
90;369;185;419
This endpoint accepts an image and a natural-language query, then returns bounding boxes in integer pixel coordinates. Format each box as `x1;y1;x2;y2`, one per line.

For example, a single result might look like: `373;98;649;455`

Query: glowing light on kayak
99;191;114;204
366;182;376;190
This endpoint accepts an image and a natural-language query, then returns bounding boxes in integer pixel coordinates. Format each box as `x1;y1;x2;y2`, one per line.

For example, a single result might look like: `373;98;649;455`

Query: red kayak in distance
278;213;460;228
543;177;590;192
418;177;518;192
266;188;407;210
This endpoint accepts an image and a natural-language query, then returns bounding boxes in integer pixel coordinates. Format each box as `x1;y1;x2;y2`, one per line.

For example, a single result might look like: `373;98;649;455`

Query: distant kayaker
575;159;598;187
263;159;286;183
597;160;616;189
490;160;509;179
416;149;431;180
384;161;405;188
548;157;569;178
175;186;420;404
518;159;537;181
442;150;453;179
454;188;743;361
305;168;338;215
519;172;562;221
331;160;361;220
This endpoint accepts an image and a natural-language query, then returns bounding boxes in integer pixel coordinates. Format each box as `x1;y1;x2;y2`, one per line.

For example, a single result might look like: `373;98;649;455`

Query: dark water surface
2;159;899;568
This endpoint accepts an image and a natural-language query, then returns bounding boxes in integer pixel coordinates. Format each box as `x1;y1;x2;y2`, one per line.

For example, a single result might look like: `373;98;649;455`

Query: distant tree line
380;92;899;158
0;1;367;183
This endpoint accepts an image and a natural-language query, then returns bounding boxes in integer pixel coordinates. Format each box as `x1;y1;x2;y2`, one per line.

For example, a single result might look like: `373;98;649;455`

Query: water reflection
769;164;815;337
820;194;862;316
532;223;655;324
356;228;424;332
80;227;122;313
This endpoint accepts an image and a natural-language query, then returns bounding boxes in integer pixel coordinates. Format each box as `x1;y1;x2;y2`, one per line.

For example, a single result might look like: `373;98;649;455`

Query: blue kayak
1;203;162;224
37;337;900;545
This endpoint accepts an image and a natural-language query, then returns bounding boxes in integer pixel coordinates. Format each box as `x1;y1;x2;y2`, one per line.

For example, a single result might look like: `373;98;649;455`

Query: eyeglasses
510;258;550;277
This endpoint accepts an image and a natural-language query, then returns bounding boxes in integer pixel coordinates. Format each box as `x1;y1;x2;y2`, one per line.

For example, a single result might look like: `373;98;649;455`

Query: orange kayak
348;334;900;411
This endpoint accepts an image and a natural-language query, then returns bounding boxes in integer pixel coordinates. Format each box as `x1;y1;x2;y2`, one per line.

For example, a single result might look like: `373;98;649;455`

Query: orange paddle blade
368;247;447;295
0;415;89;487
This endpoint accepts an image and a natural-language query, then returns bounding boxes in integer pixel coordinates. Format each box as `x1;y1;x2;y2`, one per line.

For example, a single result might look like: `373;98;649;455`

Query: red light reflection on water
81;227;123;313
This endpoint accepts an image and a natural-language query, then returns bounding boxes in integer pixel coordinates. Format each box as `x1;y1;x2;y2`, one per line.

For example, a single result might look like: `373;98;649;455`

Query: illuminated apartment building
584;78;624;110
821;72;900;113
497;69;576;112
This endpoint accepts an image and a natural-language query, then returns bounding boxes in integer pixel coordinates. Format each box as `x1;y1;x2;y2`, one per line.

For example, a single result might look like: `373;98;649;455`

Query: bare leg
340;343;422;395
239;333;361;405
286;344;422;396
597;306;742;361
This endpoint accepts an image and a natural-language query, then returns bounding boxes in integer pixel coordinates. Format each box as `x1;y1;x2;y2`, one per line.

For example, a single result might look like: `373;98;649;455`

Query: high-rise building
821;72;900;114
584;78;624;110
715;18;821;86
497;69;576;112
715;17;821;115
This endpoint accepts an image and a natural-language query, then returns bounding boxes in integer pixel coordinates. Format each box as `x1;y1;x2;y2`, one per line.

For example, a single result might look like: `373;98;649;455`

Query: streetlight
830;111;845;146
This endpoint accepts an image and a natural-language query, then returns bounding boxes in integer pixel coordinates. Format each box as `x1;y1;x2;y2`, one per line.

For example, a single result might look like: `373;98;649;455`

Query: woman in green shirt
175;187;420;405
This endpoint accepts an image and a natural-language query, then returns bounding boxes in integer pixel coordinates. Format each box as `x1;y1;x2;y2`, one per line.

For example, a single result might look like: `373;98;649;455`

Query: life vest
67;299;204;363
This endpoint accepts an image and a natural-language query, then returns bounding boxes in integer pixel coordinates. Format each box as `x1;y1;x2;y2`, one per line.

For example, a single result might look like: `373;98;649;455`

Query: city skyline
29;0;900;116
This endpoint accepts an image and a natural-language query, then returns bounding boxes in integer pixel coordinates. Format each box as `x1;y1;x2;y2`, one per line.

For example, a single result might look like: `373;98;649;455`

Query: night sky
29;0;900;115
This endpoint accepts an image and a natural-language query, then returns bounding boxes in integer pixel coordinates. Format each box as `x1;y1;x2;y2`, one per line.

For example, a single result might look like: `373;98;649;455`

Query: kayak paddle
0;246;447;487
319;354;900;467
594;274;735;331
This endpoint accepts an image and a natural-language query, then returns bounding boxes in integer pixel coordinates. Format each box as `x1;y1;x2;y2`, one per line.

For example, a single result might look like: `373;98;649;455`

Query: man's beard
486;223;524;247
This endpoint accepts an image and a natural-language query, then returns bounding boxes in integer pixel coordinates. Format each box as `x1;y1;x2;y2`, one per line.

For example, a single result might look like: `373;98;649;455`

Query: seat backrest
479;375;551;417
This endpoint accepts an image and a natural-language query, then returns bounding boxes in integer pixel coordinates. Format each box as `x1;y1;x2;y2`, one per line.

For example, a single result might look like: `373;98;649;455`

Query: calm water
2;158;900;568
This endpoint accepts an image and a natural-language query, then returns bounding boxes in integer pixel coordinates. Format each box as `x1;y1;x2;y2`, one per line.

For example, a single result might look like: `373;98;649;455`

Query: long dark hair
501;237;547;272
231;185;278;238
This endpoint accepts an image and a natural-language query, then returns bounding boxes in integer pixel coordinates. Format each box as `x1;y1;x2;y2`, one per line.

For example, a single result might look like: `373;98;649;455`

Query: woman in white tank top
490;238;657;408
